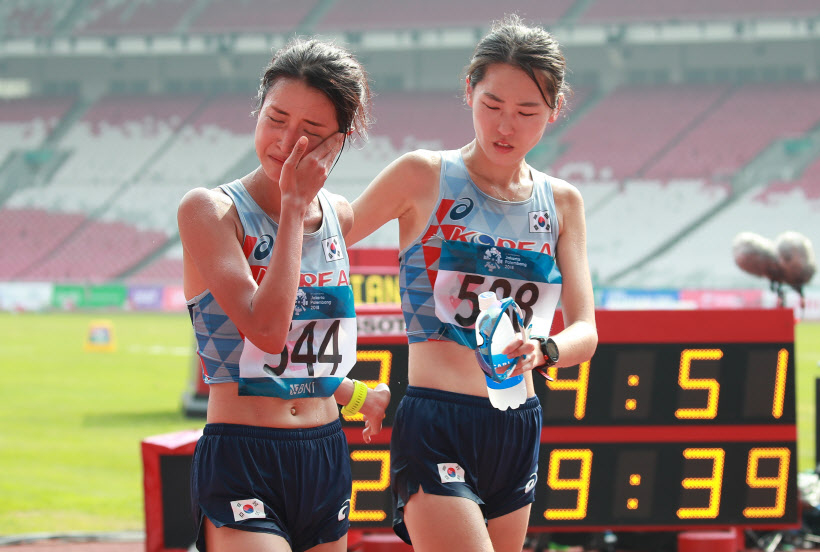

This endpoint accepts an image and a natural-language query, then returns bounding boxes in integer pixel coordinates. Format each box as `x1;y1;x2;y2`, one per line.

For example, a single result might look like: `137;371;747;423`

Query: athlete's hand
279;133;344;212
503;336;543;378
360;382;391;444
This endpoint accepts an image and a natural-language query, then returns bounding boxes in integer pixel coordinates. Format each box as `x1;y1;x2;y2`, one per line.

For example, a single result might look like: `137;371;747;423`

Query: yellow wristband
341;379;368;416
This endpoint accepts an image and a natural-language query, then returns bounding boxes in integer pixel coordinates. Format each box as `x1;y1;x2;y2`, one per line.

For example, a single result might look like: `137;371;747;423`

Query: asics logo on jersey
253;234;273;260
472;232;496;246
338;499;350;521
525;472;538;493
449;197;474;220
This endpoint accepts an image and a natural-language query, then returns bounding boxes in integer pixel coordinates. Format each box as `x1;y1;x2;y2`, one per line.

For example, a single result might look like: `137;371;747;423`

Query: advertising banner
162;285;188;312
679;289;763;309
52;284;127;309
128;285;164;310
0;282;52;311
599;288;682;310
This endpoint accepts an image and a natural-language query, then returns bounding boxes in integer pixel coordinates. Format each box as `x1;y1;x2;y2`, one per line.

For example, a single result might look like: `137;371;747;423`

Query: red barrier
142;429;202;552
678;529;741;552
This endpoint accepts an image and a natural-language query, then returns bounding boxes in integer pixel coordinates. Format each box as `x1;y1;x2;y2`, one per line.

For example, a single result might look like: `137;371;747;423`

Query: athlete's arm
334;378;391;443
348;149;440;248
505;180;598;375
549;181;598;365
178;135;343;354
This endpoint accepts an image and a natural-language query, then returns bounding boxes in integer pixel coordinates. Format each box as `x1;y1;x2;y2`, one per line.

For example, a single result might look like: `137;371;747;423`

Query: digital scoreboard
343;307;798;532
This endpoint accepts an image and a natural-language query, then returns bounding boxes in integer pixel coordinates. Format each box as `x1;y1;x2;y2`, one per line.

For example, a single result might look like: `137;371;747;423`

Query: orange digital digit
349;449;390;522
546;361;590;420
677;448;725;519
344;350;392;422
743;447;790;518
771;349;788;419
675;349;722;419
543;449;593;520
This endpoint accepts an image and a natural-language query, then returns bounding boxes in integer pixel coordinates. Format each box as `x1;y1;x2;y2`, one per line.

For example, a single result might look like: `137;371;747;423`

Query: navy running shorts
390;386;542;544
190;420;352;552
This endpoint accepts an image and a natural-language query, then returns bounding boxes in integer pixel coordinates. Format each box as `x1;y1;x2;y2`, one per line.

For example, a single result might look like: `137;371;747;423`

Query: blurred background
1;0;819;314
1;0;820;545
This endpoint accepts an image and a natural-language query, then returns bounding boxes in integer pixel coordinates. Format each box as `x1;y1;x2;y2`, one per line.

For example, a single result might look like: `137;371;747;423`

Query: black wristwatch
534;336;559;368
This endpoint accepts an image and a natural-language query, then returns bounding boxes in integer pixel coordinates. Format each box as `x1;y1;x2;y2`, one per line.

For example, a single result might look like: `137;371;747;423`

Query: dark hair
254;38;372;141
465;14;570;111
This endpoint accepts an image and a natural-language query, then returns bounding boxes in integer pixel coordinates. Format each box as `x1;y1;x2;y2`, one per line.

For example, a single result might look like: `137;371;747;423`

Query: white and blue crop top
399;149;563;348
187;180;356;399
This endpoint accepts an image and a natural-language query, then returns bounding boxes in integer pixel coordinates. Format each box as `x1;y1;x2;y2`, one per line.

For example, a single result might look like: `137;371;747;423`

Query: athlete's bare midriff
407;340;536;398
206;383;340;428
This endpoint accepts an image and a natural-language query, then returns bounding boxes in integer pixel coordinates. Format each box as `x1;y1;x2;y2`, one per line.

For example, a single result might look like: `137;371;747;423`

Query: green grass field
0;311;196;535
0;312;819;535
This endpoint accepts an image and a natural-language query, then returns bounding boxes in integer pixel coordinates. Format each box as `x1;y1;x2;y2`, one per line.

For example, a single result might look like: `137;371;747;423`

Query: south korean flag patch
231;498;266;521
529;210;552;233
437;462;466;483
322;236;344;262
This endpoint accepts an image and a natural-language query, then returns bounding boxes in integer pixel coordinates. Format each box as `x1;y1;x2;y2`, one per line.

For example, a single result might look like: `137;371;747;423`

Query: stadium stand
0;97;74;167
757;157;820;202
111;93;256;234
0;0;69;38
550;83;732;181
187;0;318;34
314;0;576;31
330;90;473;194
643;82;820;180
584;178;730;283
615;177;820;289
0;0;817;294
72;0;195;36
9;94;204;213
576;0;820;23
0;208;85;279
21;219;166;282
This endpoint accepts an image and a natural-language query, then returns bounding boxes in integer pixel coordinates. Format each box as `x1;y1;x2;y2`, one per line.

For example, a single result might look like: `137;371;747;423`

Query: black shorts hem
485;494;536;520
392;480;487;545
194;508;291;552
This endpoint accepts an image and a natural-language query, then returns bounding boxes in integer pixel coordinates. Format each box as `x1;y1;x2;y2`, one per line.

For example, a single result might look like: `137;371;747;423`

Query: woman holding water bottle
347;15;597;552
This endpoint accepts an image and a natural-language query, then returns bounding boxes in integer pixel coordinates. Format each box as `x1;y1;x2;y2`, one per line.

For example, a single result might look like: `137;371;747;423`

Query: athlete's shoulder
551;177;584;208
537;171;583;209
322;189;351;208
323;189;353;234
178;186;233;221
391;149;441;179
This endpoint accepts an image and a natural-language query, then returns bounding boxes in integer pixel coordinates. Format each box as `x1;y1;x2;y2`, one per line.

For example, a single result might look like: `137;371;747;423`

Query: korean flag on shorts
323;236;344;262
529;210;551;233
231;498;266;521
438;463;466;483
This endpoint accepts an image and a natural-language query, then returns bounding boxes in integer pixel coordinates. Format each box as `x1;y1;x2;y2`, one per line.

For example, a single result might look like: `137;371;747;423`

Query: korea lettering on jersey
237;231;356;399
434;240;562;349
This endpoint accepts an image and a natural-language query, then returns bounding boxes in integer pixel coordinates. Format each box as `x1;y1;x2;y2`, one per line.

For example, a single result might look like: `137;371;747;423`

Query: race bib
238;286;356;398
433;240;562;348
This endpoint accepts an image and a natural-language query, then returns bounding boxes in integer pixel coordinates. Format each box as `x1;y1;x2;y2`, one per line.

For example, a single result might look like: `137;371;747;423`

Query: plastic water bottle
475;291;528;410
